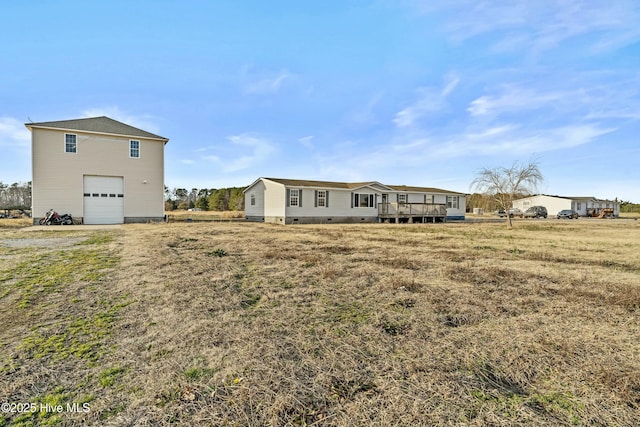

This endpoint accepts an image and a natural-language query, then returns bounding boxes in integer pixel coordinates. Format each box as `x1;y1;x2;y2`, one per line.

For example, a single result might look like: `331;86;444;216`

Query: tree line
0;181;32;210
164;186;246;211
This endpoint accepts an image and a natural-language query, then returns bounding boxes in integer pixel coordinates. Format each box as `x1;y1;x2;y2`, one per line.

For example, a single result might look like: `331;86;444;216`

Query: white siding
244;180;266;218
285;188;379;218
31;128;165;222
513;196;571;216
263;179;286;218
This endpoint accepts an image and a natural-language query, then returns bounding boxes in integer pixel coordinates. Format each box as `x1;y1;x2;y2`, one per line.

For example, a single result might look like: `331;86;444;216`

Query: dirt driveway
21;224;123;232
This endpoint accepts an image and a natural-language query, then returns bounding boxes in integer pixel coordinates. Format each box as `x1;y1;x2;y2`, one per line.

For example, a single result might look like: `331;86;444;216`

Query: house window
250;193;256;206
316;190;327;207
398;194;407;204
447;196;459;209
576;202;581;210
354;193;374;208
289;189;300;207
130;140;140;158
65;134;77;153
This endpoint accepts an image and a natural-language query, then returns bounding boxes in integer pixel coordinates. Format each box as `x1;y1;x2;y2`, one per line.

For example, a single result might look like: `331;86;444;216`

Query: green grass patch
100;367;126;387
0;247;118;309
77;232;115;246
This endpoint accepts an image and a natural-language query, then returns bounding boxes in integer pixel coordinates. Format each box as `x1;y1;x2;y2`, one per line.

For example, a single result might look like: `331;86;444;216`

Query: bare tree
470;160;544;227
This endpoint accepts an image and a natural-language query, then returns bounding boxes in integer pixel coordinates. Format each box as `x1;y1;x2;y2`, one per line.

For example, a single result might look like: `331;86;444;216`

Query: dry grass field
1;219;639;426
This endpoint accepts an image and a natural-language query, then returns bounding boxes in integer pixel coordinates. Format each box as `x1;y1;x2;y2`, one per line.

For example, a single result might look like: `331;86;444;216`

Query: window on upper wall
447;196;459;209
397;194;407;204
130;140;140;158
65;134;77;153
250;193;256;206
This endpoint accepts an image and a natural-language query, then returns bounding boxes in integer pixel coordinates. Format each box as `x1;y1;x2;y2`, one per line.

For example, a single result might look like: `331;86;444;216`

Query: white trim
64;133;77;154
129;139;140;158
26;124;168;142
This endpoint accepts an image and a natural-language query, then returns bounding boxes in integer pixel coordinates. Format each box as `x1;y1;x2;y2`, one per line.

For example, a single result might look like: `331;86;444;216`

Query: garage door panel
83;176;124;224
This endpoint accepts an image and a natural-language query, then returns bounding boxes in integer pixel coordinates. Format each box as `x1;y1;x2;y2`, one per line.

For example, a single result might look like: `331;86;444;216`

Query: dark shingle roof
388;185;465;195
264;178;378;189
263;178;463;194
25;116;168;141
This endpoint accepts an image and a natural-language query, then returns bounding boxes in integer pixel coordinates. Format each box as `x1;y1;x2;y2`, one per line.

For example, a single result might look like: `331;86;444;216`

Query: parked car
496;208;523;218
523;206;548;218
557;209;579;219
508;208;523;218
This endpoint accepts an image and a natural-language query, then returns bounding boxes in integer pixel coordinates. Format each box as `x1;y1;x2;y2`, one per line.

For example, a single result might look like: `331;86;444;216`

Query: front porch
378;202;447;223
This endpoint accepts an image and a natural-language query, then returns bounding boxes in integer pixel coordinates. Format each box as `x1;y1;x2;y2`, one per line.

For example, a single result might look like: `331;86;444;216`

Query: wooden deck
378;203;447;223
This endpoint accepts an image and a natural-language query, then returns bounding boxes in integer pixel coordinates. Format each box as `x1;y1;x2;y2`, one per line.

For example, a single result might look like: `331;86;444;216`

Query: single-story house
26;116;169;224
244;177;466;224
512;194;620;217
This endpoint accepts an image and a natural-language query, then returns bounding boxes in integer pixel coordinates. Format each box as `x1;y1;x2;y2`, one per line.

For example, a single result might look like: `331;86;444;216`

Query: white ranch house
244;177;466;224
27;116;168;224
512;195;620;218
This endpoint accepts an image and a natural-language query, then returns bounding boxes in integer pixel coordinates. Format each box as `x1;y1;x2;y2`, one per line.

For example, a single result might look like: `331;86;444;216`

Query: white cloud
243;69;292;94
298;135;314;149
418;0;640;55
0;116;30;148
441;73;460;97
394;74;460;128
467;85;581;117
203;133;275;173
434;124;616;158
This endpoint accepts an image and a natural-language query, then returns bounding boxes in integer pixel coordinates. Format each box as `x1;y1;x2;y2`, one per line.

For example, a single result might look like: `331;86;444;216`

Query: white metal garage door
83;176;124;224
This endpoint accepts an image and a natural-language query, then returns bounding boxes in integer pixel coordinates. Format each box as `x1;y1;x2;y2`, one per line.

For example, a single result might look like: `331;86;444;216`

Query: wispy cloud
435;124;616;158
347;93;384;127
0;116;30;148
203;133;275;173
298;135;314;149
242;68;293;94
393;73;459;128
466;85;583;117
417;0;640;55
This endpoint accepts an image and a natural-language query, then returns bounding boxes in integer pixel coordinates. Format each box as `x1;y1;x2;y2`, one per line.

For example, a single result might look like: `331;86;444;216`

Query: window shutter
369;194;374;208
352;193;356;208
314;190;318;207
326;191;329;208
286;189;290;207
299;189;302;207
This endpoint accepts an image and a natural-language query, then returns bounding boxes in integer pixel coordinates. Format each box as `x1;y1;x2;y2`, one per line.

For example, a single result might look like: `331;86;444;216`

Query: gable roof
516;194;618;203
25;116;168;142
248;177;463;194
388;185;465;195
264;177;385;190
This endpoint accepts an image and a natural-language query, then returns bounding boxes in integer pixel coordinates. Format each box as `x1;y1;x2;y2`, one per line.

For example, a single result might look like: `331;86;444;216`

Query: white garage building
27;116;169;224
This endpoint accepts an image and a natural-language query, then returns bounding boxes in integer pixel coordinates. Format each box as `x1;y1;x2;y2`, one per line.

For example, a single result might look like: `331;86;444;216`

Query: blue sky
1;0;639;201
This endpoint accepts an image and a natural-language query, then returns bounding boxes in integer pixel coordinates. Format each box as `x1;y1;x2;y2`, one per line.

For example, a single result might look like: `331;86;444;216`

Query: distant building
26;116;169;224
512;195;620;217
244;177;466;224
